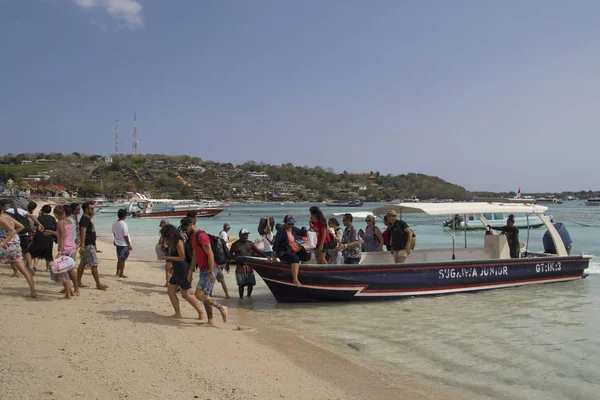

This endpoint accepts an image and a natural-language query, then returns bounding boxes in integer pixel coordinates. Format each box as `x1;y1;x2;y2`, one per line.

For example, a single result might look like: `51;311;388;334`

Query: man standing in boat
335;213;362;264
488;214;520;258
386;210;416;263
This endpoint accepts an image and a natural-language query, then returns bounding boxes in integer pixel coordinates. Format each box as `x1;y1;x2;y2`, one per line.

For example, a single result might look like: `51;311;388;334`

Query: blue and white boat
244;202;589;303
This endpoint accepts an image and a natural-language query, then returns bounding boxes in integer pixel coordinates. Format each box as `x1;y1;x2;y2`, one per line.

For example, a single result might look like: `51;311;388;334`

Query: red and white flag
516;186;521;199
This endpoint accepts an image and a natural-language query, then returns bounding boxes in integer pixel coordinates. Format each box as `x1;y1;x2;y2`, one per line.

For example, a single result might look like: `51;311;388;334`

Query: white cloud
71;0;144;30
73;0;97;8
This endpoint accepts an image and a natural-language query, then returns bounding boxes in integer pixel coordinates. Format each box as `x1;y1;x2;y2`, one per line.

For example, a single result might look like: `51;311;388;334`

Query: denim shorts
197;267;219;293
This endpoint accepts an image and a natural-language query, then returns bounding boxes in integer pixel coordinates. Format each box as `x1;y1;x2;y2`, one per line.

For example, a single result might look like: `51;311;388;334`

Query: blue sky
1;0;599;192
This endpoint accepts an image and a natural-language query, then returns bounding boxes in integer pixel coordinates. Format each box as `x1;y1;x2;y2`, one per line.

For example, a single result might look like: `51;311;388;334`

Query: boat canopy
372;202;548;217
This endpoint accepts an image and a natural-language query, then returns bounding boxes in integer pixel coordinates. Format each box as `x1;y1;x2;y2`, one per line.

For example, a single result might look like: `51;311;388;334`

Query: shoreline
0;233;471;399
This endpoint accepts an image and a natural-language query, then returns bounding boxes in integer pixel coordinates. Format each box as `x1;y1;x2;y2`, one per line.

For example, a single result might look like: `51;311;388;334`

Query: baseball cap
386;210;397;216
223;223;231;229
283;215;296;225
239;228;250;236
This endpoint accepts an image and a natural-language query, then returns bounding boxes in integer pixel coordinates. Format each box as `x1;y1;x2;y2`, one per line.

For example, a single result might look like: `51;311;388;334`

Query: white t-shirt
112;220;131;247
262;232;274;252
219;230;229;242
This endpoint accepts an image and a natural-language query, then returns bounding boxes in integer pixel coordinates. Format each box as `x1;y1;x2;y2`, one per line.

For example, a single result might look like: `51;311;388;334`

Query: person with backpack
215;223;231;299
158;223;205;320
229;228;266;299
181;218;228;326
0;203;37;297
0;199;44;273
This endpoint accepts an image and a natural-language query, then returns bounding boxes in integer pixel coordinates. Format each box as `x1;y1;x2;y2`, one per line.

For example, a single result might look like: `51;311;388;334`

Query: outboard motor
543;223;572;255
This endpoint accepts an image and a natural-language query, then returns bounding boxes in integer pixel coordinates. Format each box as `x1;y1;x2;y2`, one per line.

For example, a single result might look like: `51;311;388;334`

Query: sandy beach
0;236;469;400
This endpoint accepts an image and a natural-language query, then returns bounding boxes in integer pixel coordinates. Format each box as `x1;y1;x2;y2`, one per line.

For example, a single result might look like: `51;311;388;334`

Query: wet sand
0;238;469;400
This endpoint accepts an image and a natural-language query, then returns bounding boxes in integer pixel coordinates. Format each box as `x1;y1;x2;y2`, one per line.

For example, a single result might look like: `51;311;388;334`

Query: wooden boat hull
134;208;224;219
243;256;589;303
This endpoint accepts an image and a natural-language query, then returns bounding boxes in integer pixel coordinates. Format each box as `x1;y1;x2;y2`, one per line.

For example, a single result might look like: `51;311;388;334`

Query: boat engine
443;214;464;228
543;222;572;255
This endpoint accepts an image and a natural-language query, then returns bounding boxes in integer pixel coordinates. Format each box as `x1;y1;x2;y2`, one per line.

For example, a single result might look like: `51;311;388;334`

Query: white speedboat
586;198;600;206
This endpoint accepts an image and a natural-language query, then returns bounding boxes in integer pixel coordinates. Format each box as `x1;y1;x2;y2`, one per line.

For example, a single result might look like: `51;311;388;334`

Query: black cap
283;215;296;225
186;210;198;218
507;214;515;221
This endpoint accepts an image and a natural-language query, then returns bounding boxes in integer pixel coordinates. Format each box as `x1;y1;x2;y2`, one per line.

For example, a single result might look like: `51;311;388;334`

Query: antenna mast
132;112;139;155
115;120;119;154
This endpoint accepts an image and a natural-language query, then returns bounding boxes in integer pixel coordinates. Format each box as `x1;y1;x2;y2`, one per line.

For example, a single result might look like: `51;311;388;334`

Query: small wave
585;258;600;274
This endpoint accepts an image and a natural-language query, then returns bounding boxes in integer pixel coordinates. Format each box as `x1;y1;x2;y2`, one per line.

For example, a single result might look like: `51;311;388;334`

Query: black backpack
196;230;231;266
8;203;32;235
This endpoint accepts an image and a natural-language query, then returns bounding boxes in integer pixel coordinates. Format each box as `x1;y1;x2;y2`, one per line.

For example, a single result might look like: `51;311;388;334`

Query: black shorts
280;248;311;264
18;234;30;255
168;261;191;290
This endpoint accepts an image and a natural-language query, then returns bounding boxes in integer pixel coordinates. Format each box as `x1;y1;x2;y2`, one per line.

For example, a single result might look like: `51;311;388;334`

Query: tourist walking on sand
181;218;228;325
229;228;265;299
215;223;231;299
30;205;56;272
112;209;132;278
309;206;332;264
43;206;80;298
1;199;44;274
157;219;172;286
335;213;362;264
69;203;81;246
386;210;416;263
363;215;384;252
158;223;205;320
76;202;108;290
50;206;79;298
0;206;37;297
270;215;311;286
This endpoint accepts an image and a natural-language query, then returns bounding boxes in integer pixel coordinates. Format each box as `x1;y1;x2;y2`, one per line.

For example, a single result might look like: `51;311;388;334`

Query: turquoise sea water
93;202;600;399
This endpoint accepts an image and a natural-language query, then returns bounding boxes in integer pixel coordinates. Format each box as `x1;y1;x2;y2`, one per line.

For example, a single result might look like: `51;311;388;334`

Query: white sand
0;238;469;400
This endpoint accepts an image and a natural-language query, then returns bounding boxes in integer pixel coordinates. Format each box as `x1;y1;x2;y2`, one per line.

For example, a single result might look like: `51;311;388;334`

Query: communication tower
132;113;139;155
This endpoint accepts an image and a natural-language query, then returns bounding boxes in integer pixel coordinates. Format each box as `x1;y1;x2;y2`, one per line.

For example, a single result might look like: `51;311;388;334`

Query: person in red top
181;218;228;326
309;206;331;264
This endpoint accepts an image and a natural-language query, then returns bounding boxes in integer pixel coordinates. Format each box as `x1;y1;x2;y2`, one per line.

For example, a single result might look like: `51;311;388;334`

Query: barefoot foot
169;314;183;319
96;285;109;291
30;291;38;298
10;273;20;278
293;280;302;287
73;291;80;297
219;306;228;323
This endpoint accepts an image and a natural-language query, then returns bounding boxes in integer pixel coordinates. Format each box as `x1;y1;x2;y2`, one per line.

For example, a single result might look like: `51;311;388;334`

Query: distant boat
585;198;600;206
325;200;364;207
535;196;563;204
